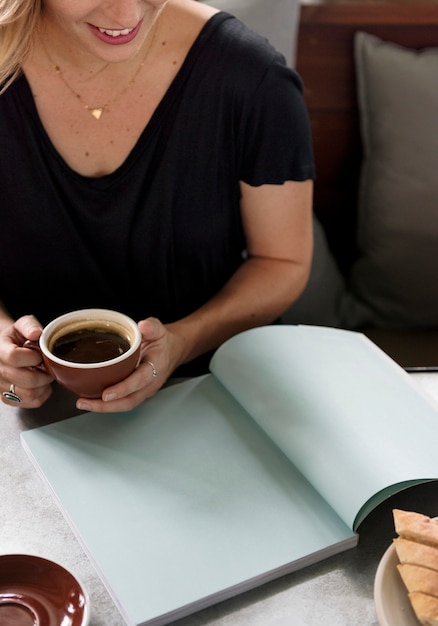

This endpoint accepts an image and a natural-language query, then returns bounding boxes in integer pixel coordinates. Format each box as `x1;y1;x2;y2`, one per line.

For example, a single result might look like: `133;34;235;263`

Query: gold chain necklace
40;21;158;120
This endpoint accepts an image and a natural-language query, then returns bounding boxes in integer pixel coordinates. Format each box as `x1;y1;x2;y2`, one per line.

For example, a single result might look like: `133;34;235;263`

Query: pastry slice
394;538;438;571
393;509;438;548
408;591;438;626
398;563;438;596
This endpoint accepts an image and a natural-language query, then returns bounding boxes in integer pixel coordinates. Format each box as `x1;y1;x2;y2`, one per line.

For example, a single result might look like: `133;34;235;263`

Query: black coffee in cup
52;326;131;364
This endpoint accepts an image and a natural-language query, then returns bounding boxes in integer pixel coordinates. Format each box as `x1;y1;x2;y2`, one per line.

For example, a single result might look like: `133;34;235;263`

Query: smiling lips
90;20;143;45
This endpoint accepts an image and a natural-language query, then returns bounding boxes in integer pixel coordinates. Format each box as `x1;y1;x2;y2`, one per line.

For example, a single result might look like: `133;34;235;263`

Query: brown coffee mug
39;309;142;398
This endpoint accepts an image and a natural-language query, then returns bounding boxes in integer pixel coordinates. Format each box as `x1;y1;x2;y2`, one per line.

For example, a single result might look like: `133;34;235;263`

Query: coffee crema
52;327;131;364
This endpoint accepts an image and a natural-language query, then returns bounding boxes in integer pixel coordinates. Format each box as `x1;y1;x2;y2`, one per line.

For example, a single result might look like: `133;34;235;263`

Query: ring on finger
146;361;158;378
2;384;22;403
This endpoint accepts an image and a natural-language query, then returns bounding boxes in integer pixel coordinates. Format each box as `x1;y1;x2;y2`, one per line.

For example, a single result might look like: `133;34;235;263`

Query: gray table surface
2;373;438;626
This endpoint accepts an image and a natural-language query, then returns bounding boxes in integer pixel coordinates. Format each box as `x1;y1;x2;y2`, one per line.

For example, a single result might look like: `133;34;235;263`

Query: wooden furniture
296;0;438;274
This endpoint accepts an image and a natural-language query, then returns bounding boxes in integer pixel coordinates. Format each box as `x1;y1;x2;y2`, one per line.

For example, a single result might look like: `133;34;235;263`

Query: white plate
374;544;418;626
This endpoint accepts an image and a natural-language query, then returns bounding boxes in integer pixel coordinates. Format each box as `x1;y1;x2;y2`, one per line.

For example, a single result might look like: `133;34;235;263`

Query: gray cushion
348;32;438;329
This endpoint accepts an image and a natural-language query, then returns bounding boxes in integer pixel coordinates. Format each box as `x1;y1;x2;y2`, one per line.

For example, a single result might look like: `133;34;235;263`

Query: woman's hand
0;315;54;408
76;317;183;413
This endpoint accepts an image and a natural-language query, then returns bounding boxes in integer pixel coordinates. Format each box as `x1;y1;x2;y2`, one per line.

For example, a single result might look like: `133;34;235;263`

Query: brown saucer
0;554;89;626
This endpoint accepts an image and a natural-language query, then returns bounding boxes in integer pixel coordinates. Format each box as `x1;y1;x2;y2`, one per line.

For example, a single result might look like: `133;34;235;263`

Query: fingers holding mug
1;372;53;408
77;354;163;413
0;326;53;407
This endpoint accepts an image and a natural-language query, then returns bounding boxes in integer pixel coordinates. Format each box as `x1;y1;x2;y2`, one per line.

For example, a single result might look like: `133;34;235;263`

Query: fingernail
103;392;117;402
27;326;43;338
77;401;91;411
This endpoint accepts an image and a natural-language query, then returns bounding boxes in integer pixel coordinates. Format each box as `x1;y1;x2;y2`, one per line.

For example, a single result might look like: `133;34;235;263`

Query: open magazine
21;325;438;626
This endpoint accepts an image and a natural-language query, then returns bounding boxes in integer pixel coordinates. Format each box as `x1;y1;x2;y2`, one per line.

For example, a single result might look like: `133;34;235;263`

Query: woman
0;0;314;412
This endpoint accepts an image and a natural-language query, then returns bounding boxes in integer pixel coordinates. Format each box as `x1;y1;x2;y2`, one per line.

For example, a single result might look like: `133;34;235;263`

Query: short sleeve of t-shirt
237;59;315;185
187;14;315;187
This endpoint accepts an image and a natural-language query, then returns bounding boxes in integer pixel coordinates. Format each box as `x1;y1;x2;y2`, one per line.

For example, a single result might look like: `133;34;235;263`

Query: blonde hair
0;0;42;92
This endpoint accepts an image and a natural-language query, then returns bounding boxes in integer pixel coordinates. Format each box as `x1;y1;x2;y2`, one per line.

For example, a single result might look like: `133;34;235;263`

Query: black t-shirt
0;13;314;374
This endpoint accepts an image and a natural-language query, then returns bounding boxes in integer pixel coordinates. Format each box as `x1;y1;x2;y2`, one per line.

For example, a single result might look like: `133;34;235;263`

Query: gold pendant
90;107;104;120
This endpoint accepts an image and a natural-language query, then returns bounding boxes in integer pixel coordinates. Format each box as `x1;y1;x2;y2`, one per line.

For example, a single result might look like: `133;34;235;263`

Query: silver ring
146;361;158;378
3;384;22;403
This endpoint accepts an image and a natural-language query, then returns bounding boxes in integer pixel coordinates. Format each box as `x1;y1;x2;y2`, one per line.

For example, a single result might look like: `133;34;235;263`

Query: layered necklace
40;20;159;120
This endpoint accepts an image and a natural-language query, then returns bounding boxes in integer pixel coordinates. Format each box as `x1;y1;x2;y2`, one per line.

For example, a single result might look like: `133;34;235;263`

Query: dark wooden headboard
296;0;438;273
